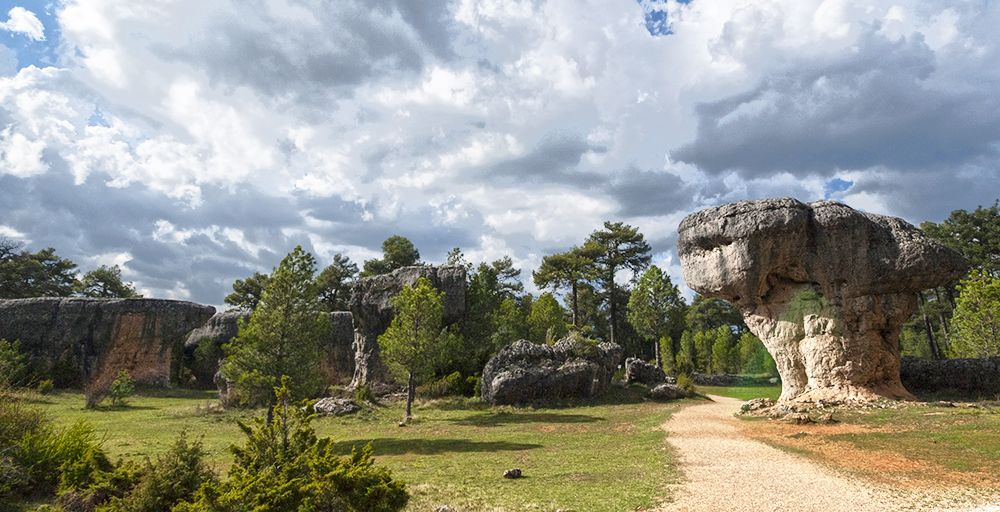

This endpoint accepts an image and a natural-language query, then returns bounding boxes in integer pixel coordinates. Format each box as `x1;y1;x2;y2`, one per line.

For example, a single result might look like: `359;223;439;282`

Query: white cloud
0;7;45;41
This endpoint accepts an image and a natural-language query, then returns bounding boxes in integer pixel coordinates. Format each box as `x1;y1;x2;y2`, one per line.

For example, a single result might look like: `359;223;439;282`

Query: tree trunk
571;280;578;327
608;272;617;345
918;291;941;359
654;338;661;368
405;371;415;420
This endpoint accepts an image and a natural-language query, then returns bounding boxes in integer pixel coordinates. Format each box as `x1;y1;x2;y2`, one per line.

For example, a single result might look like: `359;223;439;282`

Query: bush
417;372;478;398
675;373;695;394
110;371;135;406
0;339;30;388
353;385;377;404
98;432;217;512
175;377;407;512
37;379;54;395
15;419;111;495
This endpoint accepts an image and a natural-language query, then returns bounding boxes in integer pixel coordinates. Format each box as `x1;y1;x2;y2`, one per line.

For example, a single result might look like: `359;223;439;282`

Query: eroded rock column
677;198;968;402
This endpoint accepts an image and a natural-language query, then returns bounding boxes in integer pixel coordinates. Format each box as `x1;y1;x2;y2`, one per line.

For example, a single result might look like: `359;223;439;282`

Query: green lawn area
696;384;781;401
28;385;686;512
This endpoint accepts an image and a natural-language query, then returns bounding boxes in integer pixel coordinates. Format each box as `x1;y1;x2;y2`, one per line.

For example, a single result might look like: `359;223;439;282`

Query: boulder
313;397;362;416
349;265;466;388
624;357;666;386
677;198;968;403
0;298;215;389
648;383;688;401
480;337;622;405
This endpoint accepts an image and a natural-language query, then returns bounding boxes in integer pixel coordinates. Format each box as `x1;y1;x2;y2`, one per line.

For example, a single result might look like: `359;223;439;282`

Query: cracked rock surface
677;198;968;402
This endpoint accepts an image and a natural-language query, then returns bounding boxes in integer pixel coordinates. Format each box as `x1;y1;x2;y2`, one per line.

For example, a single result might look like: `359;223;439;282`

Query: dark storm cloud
605;167;697;217
672;28;1000;178
0;154;387;305
485;134;606;186
151;0;454;110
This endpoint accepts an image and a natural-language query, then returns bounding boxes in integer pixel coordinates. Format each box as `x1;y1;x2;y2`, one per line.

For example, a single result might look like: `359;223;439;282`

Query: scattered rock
312;397;362;416
0;298;215;389
691;373;740;386
677;198;968;403
648;383;689;401
784;413;814;425
349;266;467;388
624;357;666;385
435;507;459;512
741;398;775;413
817;413;836;424
480;337;622;405
935;401;955;408
502;468;522;479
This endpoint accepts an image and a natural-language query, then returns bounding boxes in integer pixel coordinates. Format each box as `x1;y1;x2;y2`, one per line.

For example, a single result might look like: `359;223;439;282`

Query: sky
1;0;999;309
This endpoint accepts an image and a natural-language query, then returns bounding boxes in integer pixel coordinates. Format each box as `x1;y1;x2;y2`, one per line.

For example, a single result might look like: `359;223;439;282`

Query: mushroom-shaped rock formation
677;198;968;402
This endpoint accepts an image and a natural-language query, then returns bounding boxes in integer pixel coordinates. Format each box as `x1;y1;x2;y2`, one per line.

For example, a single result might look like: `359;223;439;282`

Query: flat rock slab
657;395;997;512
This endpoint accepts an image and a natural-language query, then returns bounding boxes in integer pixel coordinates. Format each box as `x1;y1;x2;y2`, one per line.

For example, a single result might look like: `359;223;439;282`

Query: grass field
25;385;686;512
695;384;781;401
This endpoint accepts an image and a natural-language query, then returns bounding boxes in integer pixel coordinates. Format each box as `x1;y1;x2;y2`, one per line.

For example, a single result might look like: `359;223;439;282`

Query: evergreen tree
315;254;358;312
224;272;270;312
533;244;600;326
360;236;421;277
627;265;687;368
586;222;651;346
76;265;141;298
221;247;329;407
0;238;78;299
378;277;453;420
527;292;568;343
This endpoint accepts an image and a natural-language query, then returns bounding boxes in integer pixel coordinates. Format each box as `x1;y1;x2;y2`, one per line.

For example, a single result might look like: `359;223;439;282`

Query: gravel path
656;395;999;512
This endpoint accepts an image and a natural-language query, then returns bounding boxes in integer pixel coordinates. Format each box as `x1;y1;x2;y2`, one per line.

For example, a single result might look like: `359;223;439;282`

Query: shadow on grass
332;438;543;456
446;411;605;427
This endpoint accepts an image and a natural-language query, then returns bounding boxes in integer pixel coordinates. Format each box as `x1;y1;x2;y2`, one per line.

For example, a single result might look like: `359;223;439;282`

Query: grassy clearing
29;385;685;512
696;384;781;401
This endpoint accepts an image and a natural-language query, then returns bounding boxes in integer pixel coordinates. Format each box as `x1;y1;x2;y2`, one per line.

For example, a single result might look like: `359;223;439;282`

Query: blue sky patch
1;1;61;71
824;178;854;199
636;0;688;37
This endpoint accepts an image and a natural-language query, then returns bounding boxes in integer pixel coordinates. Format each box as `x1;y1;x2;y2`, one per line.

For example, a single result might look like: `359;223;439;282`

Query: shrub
37;379;54;395
109;371;135;406
15;419;110;494
353;385;377;404
98;432;217;512
0;339;30;388
675;373;695;394
175;377;407;512
417;372;478;398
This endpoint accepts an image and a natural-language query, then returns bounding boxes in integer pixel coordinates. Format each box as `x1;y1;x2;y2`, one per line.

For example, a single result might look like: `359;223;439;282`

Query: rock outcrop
480;337;622;405
320;311;355;385
624;357;667;386
184;311;247;348
900;356;1000;396
677;198;968;402
349;266;466;388
648;383;689;401
0;298;215;390
184;311;248;387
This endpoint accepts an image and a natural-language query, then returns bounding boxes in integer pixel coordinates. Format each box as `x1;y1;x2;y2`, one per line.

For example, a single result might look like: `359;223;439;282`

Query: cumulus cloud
0;7;45;41
0;0;998;304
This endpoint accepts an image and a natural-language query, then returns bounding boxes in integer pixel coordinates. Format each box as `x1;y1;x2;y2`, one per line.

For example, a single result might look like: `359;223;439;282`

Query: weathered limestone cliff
677;198;968;402
0;298;215;390
349;266;466;388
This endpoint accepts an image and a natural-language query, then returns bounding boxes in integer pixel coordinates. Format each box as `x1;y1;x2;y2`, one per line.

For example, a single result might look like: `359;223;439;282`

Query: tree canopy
360;236;421;277
221;246;329;406
315;254;358;312
921;200;1000;278
586;222;651;345
627;265;686;367
76;265;141;298
950;270;1000;358
533;243;600;327
224;272;270;312
0;238;78;299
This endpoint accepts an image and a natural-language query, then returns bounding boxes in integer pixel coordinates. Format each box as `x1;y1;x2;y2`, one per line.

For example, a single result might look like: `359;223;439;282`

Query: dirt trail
656;395;999;512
